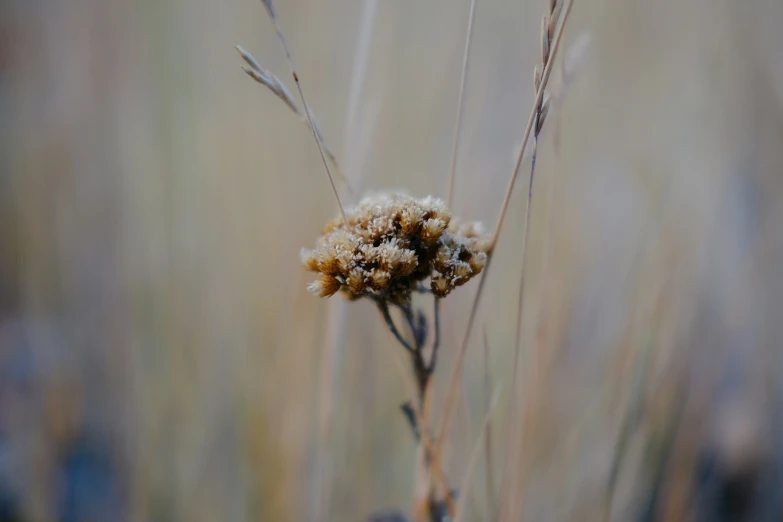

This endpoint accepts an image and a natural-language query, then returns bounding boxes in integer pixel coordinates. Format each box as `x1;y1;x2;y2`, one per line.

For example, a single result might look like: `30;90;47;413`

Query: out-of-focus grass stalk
312;0;378;520
435;0;574;458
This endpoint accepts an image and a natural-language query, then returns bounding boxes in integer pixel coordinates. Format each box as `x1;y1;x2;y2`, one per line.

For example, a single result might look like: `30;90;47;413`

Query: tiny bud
431;277;451;297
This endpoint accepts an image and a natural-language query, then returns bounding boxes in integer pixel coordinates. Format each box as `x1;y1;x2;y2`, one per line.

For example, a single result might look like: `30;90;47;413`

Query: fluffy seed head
302;193;489;303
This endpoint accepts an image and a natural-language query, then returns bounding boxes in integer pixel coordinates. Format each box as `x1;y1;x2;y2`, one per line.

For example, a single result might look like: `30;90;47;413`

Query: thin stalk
446;0;478;207
377;297;455;520
497;136;538;521
262;3;346;221
378;301;415;354
490;0;573;250
427;296;441;372
380;320;456;520
497;0;568;516
435;0;573;453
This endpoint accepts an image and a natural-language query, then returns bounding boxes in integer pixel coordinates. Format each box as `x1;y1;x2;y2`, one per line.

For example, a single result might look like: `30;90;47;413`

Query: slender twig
427;297;441;372
377;300;415;354
378;294;455;519
380;319;457;520
399;303;420;349
446;0;478;207
260;1;346;221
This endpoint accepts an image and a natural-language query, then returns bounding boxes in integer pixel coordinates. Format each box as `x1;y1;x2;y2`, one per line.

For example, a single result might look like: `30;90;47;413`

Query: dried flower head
302;193;489;304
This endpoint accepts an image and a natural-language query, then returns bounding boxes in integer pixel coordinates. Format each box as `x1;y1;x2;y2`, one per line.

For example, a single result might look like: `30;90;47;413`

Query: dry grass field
1;0;783;520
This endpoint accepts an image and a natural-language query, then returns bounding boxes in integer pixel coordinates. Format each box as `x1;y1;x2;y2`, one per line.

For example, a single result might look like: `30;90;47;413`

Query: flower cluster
302;194;489;304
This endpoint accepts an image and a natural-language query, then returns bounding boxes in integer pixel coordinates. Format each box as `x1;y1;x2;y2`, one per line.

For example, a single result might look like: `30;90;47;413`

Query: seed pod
541;16;550;65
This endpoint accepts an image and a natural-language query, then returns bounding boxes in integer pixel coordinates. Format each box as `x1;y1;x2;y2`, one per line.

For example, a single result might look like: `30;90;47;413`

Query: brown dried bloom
302;193;489;303
430;219;490;298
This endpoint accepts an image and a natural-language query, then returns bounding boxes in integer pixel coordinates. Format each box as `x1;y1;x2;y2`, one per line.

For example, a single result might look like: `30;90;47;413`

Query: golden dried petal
421;218;447;243
369;269;390;291
300;249;320;272
431;276;452;297
346;268;366;294
307;274;341;297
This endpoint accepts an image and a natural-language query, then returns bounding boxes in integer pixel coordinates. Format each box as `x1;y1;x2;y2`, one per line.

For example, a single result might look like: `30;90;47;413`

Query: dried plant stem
428;296;441;372
497;2;569;518
435;0;573;455
375;298;456;521
378;301;416;355
497;137;537;522
490;0;572;250
446;0;478;207
262;5;346;221
381;327;455;519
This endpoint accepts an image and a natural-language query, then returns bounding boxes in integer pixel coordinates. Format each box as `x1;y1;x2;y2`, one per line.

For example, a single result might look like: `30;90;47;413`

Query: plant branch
380;321;456;520
377;300;415;354
427;297;441;373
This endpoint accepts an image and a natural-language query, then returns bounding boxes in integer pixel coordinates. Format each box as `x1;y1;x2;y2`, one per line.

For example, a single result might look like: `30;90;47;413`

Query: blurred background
2;0;783;520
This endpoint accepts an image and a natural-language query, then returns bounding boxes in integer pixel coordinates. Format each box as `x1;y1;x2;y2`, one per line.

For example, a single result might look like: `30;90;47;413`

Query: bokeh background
2;0;783;520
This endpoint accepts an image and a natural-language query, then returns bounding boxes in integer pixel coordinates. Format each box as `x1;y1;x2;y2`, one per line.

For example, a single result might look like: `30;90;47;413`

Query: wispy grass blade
236;45;354;196
258;0;347;220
